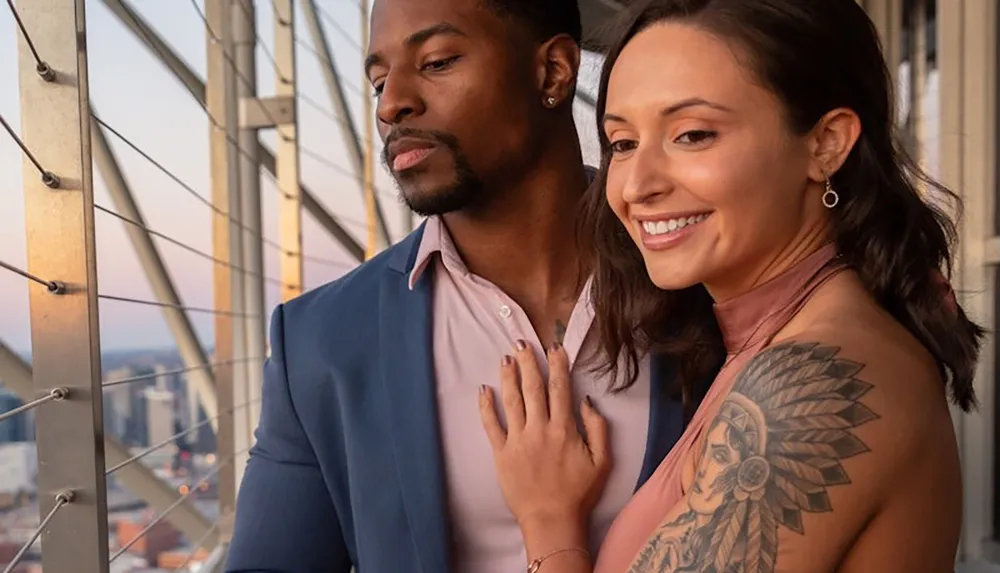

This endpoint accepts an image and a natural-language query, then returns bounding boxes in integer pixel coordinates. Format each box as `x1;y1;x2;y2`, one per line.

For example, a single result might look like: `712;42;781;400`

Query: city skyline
0;1;604;354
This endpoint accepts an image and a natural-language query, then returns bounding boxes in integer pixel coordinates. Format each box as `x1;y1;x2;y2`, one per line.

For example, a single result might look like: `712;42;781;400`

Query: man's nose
376;72;425;125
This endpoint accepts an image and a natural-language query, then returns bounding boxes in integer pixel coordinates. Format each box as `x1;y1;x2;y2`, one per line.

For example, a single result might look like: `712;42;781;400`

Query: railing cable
93;115;307;260
103;357;264;389
98;293;262;318
297;91;378;150
0;259;63;293
299;145;397;200
5;0;55;80
109;450;248;563
2;490;73;573
106;398;261;475
0;112;59;188
0;388;68;425
94;204;290;289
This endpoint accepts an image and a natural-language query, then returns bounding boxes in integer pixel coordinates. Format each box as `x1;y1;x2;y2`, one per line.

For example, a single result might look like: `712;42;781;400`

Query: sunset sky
0;1;603;352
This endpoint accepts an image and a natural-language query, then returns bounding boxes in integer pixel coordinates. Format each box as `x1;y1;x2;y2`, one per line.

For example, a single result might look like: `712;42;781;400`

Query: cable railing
0;112;59;188
109;447;249;564
0;0;385;571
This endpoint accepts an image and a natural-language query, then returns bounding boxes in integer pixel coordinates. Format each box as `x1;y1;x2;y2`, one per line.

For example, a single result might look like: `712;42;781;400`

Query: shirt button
498;305;512;319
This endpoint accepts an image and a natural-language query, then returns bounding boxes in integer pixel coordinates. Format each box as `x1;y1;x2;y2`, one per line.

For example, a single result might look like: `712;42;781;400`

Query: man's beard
382;127;486;217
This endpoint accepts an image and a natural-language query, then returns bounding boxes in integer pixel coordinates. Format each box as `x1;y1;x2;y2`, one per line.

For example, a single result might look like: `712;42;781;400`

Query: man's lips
392;147;437;171
388;137;438;172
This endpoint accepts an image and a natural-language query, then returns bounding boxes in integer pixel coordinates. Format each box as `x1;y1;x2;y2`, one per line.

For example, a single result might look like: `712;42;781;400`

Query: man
225;1;704;571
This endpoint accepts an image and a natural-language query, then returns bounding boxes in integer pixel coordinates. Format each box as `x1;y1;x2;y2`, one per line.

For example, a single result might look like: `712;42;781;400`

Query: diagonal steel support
97;0;365;262
0;342;216;546
91;111;219;428
300;0;392;250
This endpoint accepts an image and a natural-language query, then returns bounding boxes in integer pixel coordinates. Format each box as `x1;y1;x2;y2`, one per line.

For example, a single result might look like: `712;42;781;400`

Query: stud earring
545;96;557;107
822;172;840;209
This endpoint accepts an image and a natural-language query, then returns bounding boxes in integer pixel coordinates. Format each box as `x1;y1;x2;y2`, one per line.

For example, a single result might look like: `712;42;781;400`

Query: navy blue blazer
225;225;692;573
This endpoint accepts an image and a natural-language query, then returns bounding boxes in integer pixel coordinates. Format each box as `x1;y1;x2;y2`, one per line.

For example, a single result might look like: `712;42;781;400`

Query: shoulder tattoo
628;342;880;573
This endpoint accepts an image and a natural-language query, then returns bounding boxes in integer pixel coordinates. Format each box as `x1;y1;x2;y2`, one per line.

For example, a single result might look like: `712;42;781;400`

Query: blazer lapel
379;227;451;573
634;352;685;490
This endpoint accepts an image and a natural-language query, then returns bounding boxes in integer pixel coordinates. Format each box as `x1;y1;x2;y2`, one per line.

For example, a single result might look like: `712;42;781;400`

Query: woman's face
603;22;828;299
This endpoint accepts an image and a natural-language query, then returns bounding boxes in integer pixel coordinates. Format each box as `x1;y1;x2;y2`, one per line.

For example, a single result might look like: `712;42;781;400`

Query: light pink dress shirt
408;216;652;573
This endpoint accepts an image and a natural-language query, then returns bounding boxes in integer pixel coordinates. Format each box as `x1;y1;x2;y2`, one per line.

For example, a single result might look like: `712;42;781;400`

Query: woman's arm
479;341;607;573
626;340;950;572
481;336;955;572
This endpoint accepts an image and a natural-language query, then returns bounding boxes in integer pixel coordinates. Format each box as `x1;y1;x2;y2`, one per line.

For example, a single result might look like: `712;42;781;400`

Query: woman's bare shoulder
752;303;955;503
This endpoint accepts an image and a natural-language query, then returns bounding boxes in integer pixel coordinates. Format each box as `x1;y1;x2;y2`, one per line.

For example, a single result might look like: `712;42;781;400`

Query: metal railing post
232;0;259;487
274;0;304;303
206;0;241;542
14;0;110;571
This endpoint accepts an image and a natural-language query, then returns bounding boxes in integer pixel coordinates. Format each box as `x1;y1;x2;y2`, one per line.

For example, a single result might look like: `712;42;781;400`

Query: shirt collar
407;165;598;290
408;216;468;289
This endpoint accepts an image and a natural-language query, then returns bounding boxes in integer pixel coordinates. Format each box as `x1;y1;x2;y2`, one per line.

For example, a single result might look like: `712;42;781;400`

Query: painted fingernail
501;355;513;366
584;395;594;408
549;341;561;353
479;384;487;396
515;339;527;351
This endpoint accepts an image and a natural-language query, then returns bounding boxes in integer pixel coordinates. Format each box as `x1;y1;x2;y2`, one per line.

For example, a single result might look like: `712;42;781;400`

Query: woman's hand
479;340;611;536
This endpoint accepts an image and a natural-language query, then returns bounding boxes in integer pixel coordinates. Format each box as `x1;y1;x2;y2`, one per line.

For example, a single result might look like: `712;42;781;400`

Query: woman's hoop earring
822;175;840;209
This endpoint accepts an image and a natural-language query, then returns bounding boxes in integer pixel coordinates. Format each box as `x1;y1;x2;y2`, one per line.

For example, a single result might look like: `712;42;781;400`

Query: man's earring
544;96;557;108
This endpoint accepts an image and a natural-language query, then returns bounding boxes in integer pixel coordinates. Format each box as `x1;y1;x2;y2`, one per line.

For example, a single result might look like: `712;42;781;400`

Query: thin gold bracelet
526;547;591;572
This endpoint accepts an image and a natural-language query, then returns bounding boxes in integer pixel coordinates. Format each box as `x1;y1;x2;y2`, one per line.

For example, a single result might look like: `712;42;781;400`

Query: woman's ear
806;107;862;183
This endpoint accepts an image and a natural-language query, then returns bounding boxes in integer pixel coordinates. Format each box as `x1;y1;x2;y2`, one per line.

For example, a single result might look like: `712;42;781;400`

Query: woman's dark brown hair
582;0;985;412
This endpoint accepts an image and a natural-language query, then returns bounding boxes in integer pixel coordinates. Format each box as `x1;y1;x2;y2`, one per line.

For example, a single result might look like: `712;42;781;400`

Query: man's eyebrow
364;22;468;75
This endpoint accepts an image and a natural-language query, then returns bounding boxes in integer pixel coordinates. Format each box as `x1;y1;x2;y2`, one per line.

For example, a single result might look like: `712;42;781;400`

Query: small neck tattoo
554;320;567;345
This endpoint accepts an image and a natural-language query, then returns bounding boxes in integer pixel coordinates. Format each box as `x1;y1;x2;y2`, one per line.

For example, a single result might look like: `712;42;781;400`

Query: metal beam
863;0;903;90
97;0;364;262
201;543;229;573
938;0;998;560
15;2;109;570
300;0;392;250
261;150;364;261
0;342;216;547
91;112;219;428
274;0;305;301
206;0;241;543
233;0;259;487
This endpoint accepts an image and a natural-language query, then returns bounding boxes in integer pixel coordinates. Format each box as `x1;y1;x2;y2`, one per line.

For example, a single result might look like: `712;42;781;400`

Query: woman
478;1;984;572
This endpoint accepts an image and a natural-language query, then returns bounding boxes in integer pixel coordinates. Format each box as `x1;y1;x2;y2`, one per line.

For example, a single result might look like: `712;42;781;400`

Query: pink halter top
593;245;845;572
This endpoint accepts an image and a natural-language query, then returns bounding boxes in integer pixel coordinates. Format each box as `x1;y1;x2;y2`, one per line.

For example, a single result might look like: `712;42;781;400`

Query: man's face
368;0;540;216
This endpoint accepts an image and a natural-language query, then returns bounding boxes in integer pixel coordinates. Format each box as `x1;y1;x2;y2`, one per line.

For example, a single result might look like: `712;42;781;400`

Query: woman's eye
675;130;717;145
609;140;637;154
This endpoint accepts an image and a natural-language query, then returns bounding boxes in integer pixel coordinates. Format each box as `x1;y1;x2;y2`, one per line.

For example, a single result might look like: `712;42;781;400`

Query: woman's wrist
518;513;590;563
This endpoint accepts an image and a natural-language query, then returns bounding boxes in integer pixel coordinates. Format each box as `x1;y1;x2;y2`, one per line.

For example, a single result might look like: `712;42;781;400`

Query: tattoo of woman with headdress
629;342;880;573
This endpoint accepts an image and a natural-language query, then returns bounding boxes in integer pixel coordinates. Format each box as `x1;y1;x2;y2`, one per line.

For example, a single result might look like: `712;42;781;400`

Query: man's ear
806;107;862;183
535;34;580;107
